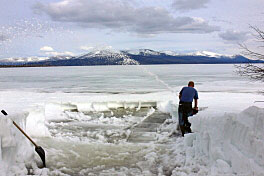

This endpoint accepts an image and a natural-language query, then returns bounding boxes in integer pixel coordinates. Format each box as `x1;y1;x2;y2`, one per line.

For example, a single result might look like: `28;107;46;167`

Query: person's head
188;81;194;87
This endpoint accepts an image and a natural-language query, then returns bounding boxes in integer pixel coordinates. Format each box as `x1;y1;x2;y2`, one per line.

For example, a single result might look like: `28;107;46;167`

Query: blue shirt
179;86;198;102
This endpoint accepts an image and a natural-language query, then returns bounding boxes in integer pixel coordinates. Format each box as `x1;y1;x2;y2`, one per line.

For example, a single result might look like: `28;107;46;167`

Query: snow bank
186;106;264;175
0;113;35;176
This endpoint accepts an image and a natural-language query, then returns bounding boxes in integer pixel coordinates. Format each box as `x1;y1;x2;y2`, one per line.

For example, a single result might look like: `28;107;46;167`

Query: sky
0;0;263;58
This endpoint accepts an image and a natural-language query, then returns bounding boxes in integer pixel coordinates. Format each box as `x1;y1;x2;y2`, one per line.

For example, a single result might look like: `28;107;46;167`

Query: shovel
1;110;46;167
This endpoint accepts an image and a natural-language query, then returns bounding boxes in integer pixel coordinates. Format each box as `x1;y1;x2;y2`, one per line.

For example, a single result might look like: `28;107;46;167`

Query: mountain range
0;49;263;67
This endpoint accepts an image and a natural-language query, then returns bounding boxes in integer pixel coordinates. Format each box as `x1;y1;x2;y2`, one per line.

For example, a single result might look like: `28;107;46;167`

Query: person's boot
185;122;192;133
179;125;185;137
185;126;192;133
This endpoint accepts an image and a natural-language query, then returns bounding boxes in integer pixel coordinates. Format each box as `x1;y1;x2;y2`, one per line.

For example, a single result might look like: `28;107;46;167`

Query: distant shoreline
0;65;55;68
0;62;257;68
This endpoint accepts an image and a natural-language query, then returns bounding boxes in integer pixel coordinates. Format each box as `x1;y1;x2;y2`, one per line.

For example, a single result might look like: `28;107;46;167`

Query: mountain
0;49;263;67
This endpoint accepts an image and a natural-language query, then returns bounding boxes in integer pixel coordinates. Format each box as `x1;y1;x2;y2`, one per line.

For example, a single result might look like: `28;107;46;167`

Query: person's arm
194;89;198;110
194;99;198;110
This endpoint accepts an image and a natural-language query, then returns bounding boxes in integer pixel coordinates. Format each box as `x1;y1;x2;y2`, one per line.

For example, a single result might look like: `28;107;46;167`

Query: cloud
34;0;219;35
211;17;233;25
40;46;54;52
81;45;114;51
80;46;94;51
219;30;249;43
45;51;75;56
40;46;74;56
172;0;210;12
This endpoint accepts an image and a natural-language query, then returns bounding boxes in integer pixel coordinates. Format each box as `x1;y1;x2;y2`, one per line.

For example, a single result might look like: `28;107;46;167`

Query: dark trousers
178;102;192;136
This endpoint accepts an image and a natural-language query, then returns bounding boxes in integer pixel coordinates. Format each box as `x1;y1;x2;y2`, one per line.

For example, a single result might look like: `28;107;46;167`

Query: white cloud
80;46;94;51
46;51;75;56
172;0;210;12
219;30;249;43
40;46;75;56
34;0;219;35
40;46;54;52
80;45;116;52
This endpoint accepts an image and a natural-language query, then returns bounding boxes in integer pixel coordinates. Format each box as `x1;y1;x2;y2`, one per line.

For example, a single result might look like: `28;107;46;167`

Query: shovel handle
12;121;38;147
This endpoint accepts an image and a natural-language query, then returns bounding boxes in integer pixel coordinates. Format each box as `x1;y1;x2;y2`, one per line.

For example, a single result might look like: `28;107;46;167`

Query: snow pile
26;107;50;137
25;102;79;137
186;106;264;175
0;113;36;176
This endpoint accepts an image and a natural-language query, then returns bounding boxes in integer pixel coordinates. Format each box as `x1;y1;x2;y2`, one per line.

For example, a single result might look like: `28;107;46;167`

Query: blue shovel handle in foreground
1;110;46;168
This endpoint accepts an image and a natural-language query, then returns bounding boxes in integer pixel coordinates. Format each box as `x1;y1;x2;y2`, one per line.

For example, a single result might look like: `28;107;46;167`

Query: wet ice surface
35;108;176;175
38;139;149;175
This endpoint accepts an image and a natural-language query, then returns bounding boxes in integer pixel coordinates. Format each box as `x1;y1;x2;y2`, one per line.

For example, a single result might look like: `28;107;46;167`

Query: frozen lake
0;64;263;175
1;64;262;94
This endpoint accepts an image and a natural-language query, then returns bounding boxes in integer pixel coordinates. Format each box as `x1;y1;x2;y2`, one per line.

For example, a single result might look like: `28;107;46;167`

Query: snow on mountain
1;56;49;63
125;49;162;56
140;49;162;56
1;55;73;63
78;49;235;58
81;49;124;59
77;49;139;65
161;50;179;56
187;51;234;58
119;58;139;65
126;49;234;58
48;55;73;60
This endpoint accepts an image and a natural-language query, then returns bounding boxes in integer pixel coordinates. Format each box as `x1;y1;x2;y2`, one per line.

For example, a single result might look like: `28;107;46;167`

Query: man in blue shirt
178;81;198;136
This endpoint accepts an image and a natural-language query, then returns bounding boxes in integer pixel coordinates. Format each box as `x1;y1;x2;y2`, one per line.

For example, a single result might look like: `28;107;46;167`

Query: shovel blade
35;146;46;167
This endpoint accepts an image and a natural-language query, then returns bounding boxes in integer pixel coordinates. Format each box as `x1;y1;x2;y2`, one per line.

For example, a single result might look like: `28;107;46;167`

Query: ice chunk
0;118;16;147
45;102;75;122
26;108;50;137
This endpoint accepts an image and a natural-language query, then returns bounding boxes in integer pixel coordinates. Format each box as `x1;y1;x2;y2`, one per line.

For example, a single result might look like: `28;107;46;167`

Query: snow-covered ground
0;64;263;175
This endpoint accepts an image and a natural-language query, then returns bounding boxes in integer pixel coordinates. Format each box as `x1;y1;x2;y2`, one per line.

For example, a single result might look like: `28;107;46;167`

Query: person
178;81;198;136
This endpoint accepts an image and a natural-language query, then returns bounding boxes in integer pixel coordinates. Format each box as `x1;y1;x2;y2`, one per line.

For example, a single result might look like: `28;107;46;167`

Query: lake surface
0;64;261;93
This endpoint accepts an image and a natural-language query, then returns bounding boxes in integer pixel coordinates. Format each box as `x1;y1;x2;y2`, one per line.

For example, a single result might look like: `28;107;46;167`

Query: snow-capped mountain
186;51;233;58
76;49;139;65
0;49;262;67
